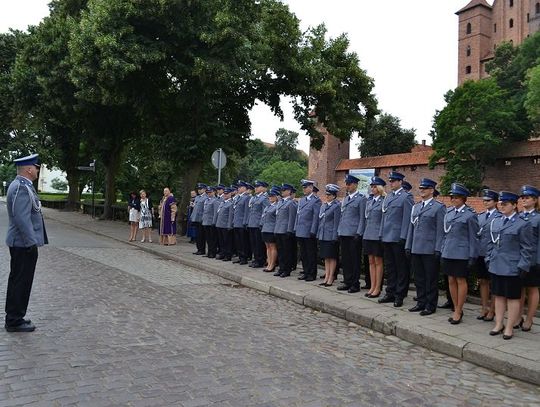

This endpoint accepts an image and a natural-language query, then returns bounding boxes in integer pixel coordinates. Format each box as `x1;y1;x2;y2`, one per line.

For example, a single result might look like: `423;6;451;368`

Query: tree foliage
358;113;416;157
525;64;540;126
257;160;307;189
430;79;521;193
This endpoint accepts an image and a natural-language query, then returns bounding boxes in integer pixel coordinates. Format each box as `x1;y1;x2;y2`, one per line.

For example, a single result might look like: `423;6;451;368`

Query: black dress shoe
393;299;403;308
221;257;231;261
207;255;216;259
378;295;395;304
5;321;36;332
193;251;205;255
305;276;316;282
408;304;424;312
280;273;290;278
413;296;418;301
216;255;224;260
252;264;264;269
273;271;282;276
489;326;504;336
438;301;454;310
232;259;241;264
420;309;435;316
239;260;248;265
297;274;306;280
318;282;327;286
348;286;360;293
337;284;351;291
367;293;380;299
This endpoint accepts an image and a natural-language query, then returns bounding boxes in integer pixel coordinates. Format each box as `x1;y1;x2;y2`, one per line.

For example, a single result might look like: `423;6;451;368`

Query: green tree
274;128;305;163
257;160;306;189
525;64;540;126
0;164;16;192
430;79;521;193
358;113;416;157
51;177;68;192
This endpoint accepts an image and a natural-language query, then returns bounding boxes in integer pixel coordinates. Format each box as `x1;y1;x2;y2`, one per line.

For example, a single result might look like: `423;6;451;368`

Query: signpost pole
217;148;222;185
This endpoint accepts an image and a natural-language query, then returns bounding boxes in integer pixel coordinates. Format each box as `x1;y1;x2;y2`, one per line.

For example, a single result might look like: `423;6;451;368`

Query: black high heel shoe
489;326;504;336
449;312;464;325
513;317;524;330
263;267;275;273
319;282;327;286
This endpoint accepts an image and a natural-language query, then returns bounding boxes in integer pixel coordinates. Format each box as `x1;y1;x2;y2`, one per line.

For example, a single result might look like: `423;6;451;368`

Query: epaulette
446;206;455;213
466;206;476;213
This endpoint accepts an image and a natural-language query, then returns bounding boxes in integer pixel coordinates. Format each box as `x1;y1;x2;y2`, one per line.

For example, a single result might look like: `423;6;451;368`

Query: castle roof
455;0;492;15
335;139;540;171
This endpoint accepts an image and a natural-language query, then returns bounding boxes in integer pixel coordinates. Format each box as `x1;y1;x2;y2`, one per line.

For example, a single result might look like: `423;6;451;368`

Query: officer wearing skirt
475;189;501;322
317;184;341;287
260;187;281;273
441;183;479;325
518;185;540;332
487;191;534;340
362;176;386;298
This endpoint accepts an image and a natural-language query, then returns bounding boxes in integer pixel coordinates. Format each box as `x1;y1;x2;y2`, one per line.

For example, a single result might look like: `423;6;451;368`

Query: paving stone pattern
0;211;539;405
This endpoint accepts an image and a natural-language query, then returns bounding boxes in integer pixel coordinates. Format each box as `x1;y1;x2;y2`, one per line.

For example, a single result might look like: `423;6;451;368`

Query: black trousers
217;228;232;259
276;233;295;274
411;254;439;312
234;227;249;261
383;242;410;300
249;227;266;266
340;236;362;289
204;225;218;256
194;222;206;253
363;255;371;288
5;246;38;326
298;237;318;279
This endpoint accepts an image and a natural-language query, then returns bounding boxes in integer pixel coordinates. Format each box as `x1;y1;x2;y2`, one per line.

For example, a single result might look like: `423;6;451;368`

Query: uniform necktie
503;217;509;225
421;201;425;209
485;212;490;221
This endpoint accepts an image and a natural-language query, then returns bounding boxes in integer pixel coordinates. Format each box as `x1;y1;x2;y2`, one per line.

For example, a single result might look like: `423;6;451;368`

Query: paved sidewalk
43;207;540;386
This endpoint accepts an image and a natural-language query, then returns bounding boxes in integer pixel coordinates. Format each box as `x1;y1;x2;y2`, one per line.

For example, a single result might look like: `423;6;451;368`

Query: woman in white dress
138;190;153;242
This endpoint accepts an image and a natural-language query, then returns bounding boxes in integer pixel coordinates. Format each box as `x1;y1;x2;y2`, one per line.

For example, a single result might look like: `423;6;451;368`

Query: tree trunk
102;145;122;220
178;160;203;234
65;169;80;211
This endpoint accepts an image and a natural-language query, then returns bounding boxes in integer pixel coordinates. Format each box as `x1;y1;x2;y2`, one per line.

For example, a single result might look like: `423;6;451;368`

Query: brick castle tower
308;124;350;192
457;0;539;85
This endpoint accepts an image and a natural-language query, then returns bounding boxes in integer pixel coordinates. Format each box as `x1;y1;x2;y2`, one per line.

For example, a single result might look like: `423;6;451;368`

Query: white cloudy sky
0;0;471;157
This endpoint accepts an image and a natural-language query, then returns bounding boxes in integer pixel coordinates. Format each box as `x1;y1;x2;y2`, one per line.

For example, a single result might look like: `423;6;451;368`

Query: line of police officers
190;172;539;339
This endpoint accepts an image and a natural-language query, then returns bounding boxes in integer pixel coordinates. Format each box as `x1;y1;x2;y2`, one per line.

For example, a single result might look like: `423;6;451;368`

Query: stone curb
44;211;540;386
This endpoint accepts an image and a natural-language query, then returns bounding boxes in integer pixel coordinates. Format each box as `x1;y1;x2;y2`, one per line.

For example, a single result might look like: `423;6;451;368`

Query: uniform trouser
204;225;218;256
194;222;206;253
217;228;232;259
340;236;362;289
249;227;266;266
5;246;38;326
411;254;439;312
383;241;410;300
276;233;295;274
298;237;318;279
234;227;249;261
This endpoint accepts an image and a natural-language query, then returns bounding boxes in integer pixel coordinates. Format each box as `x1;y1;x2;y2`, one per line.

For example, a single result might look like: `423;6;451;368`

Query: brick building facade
457;0;540;85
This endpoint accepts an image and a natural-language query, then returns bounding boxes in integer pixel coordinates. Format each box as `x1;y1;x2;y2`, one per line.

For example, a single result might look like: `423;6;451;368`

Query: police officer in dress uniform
362;176;386;298
486;191;533;340
378;171;414;307
202;186;219;258
232;181;251;265
296;180;322;282
260;187;281;273
317;184;341;286
191;183;207;255
247;181;270;268
518;185;540;332
274;184;297;277
441;183;479;325
475;189;501;321
336;175;367;293
5;154;48;332
405;178;446;316
215;188;234;261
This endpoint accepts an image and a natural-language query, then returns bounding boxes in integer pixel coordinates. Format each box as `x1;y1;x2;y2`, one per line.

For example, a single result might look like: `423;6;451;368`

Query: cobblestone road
1;207;539;406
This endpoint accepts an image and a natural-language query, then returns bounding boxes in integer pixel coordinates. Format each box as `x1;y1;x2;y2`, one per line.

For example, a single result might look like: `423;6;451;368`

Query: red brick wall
308;131;349;193
483;157;540;192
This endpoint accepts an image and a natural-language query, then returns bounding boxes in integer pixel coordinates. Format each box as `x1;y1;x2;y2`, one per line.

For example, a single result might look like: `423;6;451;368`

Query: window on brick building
505;160;512;166
410;166;417;172
533;158;540;164
509;0;514;7
537;3;540;14
466;23;472;34
528;13;530;22
466;65;472;74
509;18;514;28
466;46;471;57
494;23;497;33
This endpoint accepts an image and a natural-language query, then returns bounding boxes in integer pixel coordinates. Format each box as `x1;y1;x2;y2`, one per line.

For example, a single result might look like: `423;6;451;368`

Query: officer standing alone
5;154;48;332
